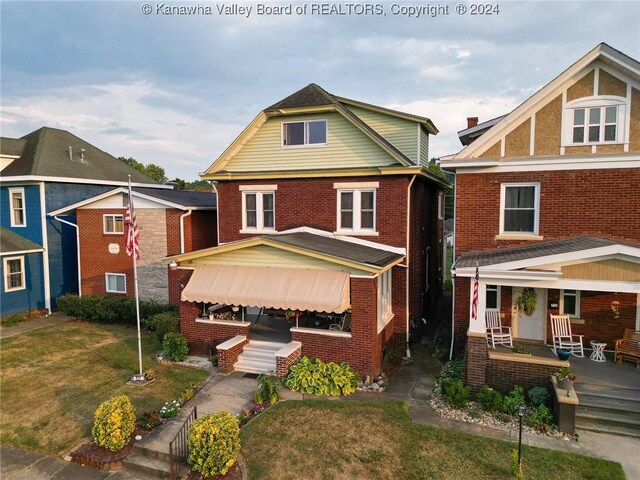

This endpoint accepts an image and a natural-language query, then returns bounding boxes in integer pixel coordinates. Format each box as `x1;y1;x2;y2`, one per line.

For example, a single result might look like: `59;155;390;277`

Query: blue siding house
0;127;163;315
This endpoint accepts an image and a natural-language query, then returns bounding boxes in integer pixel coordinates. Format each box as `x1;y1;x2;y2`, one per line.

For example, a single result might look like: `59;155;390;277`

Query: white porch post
468;279;487;334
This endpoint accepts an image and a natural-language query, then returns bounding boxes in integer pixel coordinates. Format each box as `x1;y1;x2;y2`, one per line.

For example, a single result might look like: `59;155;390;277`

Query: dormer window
563;96;627;146
282;120;327;147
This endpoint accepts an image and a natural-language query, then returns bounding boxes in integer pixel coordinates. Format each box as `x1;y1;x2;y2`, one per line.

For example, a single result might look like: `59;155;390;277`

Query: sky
1;1;639;181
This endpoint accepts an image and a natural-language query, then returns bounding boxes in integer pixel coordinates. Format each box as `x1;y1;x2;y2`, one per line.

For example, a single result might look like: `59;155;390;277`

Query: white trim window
9;188;26;227
486;285;500;310
560;289;580;318
242;191;276;232
282;120;327;147
377;269;393;331
103;214;124;234
438;192;444;220
3;256;25;292
563;96;627;146
105;273;126;294
337;189;376;234
500;183;540;235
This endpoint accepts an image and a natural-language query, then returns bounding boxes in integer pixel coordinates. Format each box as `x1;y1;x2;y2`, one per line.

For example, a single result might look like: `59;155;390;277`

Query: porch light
169;260;178;271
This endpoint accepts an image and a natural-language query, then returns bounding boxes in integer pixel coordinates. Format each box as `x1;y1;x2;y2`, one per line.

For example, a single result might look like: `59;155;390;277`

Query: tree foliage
118;156;167;183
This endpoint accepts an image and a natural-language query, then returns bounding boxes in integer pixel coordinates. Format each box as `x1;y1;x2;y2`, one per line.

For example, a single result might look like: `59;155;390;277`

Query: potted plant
554;366;576;390
514;288;537;316
556;349;571;361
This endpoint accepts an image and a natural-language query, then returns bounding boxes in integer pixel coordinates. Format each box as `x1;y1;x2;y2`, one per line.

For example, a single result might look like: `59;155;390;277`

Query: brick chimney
467;117;479;128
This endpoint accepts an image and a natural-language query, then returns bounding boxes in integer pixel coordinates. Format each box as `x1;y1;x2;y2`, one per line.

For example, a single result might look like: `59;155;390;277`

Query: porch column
468;280;488;334
465;279;488;390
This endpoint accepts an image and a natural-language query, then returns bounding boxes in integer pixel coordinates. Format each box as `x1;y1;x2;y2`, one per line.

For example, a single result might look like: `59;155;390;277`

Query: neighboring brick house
166;84;449;376
440;43;640;389
0;127;161;316
49;187;217;304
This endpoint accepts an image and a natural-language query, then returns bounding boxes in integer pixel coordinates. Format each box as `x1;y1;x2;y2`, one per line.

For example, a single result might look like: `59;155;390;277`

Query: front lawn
241;401;624;480
0;321;209;455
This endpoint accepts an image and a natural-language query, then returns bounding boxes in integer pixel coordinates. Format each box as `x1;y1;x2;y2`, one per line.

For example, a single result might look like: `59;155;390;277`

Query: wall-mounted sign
108;243;120;254
549;302;559;309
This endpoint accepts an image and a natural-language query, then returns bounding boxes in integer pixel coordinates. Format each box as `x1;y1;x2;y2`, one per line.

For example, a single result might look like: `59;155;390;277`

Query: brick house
49;187;217;304
440;43;640;390
166;84;449;377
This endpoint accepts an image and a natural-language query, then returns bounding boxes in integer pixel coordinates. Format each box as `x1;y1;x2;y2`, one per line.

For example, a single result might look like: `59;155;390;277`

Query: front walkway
0;312;72;339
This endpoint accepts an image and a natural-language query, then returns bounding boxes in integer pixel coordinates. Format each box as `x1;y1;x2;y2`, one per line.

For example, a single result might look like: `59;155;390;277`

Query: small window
486;285;500;310
377;269;393;332
103;214;124;234
501;184;540;234
9;188;26;227
561;289;580;318
438;192;445;219
105;273;126;294
242;191;276;232
337;189;376;233
3;256;25;292
283;120;327;147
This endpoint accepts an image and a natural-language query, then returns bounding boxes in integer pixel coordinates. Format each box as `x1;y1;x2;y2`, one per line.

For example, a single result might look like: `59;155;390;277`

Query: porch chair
485;308;513;348
550;314;584;357
329;314;351;332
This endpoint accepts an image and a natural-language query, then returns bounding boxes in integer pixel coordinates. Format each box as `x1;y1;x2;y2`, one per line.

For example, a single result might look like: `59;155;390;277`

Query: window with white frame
282;120;327;147
438;192;444;219
486;285;500;310
377;269;393;331
500;183;540;235
337;189;376;233
3;256;25;292
105;273;126;294
242;191;275;231
9;188;26;227
560;289;580;318
563;96;627;146
103;214;124;234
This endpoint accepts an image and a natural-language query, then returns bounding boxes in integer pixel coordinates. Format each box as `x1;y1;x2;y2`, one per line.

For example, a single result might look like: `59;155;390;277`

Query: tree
169;178;214;191
429;158;455;220
117;156;167;183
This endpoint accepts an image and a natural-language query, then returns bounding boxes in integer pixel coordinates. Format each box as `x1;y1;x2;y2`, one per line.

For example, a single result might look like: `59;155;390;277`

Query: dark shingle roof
0;137;27;157
266;84;336;110
134;188;216;208
454;236;640;268
0;228;43;254
265;232;403;268
0;127;158;184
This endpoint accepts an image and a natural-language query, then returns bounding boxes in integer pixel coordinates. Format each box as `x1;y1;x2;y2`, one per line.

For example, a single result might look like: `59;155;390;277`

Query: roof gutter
53;215;81;297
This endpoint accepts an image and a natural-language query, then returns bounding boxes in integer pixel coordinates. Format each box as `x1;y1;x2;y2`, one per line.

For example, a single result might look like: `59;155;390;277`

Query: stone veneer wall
136;209;169;303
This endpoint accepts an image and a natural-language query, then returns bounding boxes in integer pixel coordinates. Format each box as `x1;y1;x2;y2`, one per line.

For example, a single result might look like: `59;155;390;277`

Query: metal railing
169;405;198;480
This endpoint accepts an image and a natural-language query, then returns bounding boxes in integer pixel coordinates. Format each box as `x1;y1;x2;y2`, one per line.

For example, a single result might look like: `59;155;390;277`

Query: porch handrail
169;405;197;480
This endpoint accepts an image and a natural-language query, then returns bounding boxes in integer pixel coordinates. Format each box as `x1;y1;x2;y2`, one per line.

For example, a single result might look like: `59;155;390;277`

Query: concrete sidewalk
0;312;72;339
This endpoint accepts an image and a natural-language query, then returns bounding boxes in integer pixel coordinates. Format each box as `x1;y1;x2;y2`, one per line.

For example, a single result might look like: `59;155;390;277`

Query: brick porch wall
275;342;302;379
486;353;568;394
217;336;248;373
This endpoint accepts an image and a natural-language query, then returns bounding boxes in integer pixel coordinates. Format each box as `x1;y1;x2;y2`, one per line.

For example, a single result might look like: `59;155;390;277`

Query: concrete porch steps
575;383;640;439
233;340;284;375
123;425;188;478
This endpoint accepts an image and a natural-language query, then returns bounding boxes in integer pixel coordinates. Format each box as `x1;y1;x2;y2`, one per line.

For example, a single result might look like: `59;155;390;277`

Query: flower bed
69;426;149;470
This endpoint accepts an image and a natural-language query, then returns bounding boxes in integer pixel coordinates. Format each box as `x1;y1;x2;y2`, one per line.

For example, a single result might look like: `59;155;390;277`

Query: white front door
512;287;546;341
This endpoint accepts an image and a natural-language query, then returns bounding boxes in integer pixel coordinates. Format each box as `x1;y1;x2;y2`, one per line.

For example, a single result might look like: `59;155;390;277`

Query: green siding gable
224;112;400;172
349;106;419;164
419;128;430;167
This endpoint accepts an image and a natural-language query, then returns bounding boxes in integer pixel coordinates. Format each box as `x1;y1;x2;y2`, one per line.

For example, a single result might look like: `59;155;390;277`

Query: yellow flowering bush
91;395;136;452
187;411;240;477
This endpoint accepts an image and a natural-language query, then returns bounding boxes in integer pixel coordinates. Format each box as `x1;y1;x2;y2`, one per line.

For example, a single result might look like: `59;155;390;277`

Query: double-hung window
336;186;376;234
486;285;500;310
9;188;26;227
560;289;580;318
563;96;627;146
377;269;393;331
3;256;25;292
282;120;327;147
103;214;124;234
241;186;276;232
500;183;540;235
105;273;126;294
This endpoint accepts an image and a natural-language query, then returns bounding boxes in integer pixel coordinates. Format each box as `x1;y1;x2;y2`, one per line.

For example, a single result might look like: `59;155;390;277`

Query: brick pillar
464;332;488;390
217;336;248;374
275;341;302;379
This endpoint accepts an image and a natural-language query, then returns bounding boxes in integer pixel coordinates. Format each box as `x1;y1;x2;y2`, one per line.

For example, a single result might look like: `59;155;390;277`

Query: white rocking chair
329;314;351;332
485;309;513;348
550;314;584;357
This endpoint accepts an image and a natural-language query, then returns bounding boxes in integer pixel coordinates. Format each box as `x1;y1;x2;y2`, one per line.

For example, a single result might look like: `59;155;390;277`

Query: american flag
471;263;479;321
125;196;140;260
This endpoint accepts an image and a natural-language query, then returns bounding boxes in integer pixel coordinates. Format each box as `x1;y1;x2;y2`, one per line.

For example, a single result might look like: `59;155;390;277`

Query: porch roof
181;264;350;313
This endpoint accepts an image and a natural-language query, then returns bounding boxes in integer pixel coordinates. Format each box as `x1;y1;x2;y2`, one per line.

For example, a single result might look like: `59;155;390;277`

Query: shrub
138;411;162;430
440;379;471;409
56;293;83;318
528;386;551;407
149;312;179;342
254;373;279;405
187;411;240;477
163;333;189;362
438;356;464;382
476;385;503;412
503;386;526;416
529;404;554;430
91;395;136;452
283;356;358;396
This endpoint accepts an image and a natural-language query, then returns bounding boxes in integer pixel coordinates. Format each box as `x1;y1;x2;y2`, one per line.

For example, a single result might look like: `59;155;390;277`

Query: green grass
1;314;26;327
241;401;624;480
0;321;209;455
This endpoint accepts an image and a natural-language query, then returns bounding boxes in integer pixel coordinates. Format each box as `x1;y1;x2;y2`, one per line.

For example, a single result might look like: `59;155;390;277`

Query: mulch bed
184;463;242;480
69;426;149;471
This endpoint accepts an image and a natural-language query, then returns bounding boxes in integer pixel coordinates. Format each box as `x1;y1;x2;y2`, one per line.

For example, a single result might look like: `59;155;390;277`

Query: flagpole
128;175;144;380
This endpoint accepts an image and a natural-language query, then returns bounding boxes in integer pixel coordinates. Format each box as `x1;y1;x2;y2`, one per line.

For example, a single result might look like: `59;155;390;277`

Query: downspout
39;183;52;313
405;174;417;358
179;209;193;254
449;170;457;360
53;215;81;297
